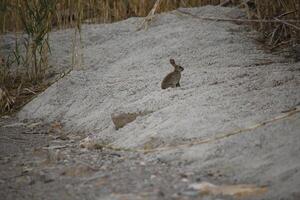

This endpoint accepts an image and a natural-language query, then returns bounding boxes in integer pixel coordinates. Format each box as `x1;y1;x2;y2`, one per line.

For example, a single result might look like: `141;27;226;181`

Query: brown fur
161;59;184;89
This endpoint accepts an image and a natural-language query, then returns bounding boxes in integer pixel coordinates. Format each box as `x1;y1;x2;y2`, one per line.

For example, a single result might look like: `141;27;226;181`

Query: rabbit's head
170;59;184;72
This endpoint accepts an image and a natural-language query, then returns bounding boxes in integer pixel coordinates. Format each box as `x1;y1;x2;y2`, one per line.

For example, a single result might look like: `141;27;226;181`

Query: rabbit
161;59;184;89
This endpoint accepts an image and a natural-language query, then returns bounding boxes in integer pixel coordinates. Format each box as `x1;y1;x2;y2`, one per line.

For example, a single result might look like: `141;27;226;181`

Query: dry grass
0;0;56;115
0;73;49;115
0;0;223;32
244;0;300;47
1;1;298;43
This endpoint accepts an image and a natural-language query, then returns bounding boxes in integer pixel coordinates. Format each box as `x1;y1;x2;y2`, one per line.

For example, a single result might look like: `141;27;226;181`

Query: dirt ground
1;112;300;200
3;115;263;200
0;116;210;200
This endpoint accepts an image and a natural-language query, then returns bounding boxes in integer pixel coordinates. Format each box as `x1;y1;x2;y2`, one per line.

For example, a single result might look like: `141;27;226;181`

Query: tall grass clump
0;0;56;114
1;0;224;31
18;0;56;82
0;0;9;33
244;0;300;47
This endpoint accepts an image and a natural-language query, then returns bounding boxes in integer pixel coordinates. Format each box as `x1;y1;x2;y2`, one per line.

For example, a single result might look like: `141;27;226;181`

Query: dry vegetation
0;0;299;115
0;0;222;30
244;0;300;47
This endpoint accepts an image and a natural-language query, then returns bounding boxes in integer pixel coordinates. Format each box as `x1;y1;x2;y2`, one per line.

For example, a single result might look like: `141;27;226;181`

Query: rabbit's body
161;59;184;89
161;71;181;89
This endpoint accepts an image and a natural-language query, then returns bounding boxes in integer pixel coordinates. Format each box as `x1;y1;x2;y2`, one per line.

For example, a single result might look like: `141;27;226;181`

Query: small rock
157;190;165;197
196;177;202;182
15;175;32;185
181;178;189;182
1;156;11;164
150;175;156;179
139;161;146;166
56;135;70;140
22;166;33;174
111;111;150;130
39;173;54;183
79;137;97;149
181;190;199;197
1;115;10;119
179;173;188;178
171;193;180;199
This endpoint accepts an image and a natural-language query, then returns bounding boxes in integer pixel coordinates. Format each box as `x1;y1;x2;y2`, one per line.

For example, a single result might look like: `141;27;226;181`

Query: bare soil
0;116;209;200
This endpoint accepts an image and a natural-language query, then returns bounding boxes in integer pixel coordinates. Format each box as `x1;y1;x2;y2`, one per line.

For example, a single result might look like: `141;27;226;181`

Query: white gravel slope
18;6;300;199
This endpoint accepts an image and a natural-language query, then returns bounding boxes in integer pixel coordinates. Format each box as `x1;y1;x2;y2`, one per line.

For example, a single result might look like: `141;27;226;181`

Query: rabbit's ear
170;59;176;66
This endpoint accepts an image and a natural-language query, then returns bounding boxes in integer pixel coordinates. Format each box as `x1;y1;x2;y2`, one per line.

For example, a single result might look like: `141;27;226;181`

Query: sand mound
17;6;300;199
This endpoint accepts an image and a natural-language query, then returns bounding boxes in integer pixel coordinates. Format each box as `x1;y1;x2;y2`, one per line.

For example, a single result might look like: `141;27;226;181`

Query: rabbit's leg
176;82;180;87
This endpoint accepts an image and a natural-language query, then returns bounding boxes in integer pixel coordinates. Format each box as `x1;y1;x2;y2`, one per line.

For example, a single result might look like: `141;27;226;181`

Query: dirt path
0;117;207;200
1;113;300;200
